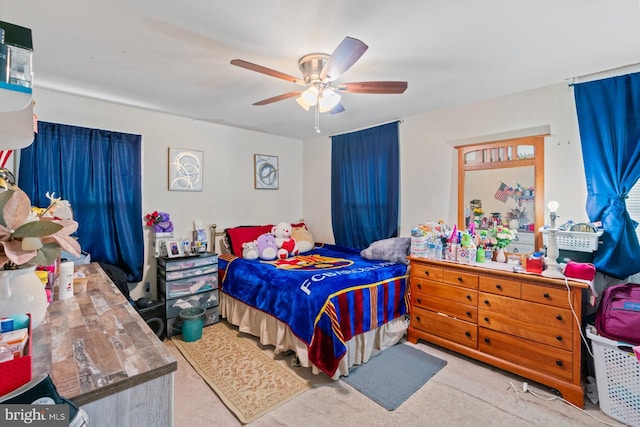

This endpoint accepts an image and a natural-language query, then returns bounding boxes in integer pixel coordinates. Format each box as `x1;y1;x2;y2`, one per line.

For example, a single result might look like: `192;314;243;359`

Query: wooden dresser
407;256;588;407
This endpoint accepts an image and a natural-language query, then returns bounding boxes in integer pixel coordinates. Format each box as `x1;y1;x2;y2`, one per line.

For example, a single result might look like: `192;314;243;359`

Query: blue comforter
219;244;409;376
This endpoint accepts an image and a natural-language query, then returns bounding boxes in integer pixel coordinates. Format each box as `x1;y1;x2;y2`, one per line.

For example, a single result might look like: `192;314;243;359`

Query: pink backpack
595;283;640;346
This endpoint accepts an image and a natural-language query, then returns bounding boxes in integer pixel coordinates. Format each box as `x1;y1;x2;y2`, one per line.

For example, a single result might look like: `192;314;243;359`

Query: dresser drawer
165;289;219;319
162;263;218;281
411;306;477;348
410;263;443;281
479;328;573;381
158;254;218;271
160;273;218;299
478;310;572;351
412;278;477;306
411;292;477;322
479;276;521;298
479;292;572;330
521;283;571;309
443;269;478;289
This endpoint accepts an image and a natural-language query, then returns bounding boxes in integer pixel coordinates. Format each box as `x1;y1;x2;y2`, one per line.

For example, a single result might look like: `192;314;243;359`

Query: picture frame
254;154;278;189
166;240;184;258
169;148;203;192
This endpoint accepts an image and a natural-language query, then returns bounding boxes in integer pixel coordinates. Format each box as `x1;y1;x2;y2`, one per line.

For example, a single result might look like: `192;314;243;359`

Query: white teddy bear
271;221;299;259
241;240;259;260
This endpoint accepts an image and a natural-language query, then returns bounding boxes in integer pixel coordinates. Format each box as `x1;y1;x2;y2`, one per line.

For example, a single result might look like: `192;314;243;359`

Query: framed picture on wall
254;154;278;189
168;148;203;191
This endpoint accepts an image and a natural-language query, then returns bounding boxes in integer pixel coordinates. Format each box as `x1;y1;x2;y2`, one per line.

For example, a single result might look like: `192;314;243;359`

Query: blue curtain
331;122;399;249
573;72;640;279
18;121;144;281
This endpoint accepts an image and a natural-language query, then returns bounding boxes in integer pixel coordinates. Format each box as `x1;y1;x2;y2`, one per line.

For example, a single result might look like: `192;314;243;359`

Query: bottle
57;261;74;300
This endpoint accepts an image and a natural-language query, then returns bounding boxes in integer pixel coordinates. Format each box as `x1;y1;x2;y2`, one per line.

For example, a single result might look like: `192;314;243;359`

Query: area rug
172;322;310;424
341;342;447;410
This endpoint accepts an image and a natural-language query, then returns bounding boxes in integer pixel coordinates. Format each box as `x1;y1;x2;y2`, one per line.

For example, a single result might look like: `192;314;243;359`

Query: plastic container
179;306;206;342
586;328;640;426
542;229;603;252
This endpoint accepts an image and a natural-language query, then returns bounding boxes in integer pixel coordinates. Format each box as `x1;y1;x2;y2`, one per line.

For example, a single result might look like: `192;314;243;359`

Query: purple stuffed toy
154;212;174;233
256;232;278;260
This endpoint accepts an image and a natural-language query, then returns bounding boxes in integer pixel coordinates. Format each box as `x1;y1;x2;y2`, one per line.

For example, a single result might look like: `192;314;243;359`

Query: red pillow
225;225;273;256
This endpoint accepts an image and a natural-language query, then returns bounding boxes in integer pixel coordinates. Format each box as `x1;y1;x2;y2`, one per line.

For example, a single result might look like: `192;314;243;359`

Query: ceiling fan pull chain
315;101;321;133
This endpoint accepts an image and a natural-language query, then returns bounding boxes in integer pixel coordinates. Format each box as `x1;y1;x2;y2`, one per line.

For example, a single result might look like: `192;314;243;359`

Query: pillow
360;237;411;265
225;225;273;256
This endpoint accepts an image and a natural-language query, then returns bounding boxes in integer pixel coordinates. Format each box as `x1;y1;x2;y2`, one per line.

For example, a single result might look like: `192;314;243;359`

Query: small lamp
541;200;564;278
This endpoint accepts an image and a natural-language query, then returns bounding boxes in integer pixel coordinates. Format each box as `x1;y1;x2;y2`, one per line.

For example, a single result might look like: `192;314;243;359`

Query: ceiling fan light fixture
318;88;341;113
296;96;311;111
300;86;318;106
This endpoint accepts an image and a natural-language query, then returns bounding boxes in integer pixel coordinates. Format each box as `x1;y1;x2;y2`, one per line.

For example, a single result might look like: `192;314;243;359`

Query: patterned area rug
172;322;310;424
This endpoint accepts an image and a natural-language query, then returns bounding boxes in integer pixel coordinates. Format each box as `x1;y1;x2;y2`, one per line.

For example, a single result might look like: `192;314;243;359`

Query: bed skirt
220;292;409;380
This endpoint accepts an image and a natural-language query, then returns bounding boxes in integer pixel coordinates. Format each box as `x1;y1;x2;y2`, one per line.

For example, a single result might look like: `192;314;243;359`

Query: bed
213;223;411;379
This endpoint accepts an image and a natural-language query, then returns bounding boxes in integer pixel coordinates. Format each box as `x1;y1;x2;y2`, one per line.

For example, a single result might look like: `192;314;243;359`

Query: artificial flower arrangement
473;208;484;217
487;225;517;249
0;187;81;269
144;211;173;233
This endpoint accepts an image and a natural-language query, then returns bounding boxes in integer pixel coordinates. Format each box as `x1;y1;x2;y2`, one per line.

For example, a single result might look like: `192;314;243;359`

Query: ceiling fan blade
336;81;408;94
320;37;368;82
253;91;302;106
329;102;345;114
231;59;305;85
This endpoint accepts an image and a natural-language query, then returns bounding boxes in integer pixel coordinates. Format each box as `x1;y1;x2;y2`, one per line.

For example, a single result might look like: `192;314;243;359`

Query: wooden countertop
31;263;177;406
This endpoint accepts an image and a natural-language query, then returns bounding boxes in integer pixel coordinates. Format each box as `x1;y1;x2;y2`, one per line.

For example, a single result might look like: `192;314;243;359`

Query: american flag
494;182;510;203
0;150;12;168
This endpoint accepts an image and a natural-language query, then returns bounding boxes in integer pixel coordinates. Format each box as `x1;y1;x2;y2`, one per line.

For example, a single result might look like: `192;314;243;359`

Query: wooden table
31;263;177;426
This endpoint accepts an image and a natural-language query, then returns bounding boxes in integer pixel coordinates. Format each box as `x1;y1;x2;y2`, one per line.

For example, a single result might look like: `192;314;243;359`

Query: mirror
456;135;545;253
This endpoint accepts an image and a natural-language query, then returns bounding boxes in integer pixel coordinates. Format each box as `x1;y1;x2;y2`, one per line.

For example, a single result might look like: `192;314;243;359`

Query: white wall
29;88;303;298
26;81;589;297
302;82;589;245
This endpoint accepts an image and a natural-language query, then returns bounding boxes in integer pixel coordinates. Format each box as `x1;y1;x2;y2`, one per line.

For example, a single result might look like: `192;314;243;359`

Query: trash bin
179;306;206;342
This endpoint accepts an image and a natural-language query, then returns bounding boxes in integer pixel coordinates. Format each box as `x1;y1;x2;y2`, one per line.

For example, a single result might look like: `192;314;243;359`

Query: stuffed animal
241;240;259;260
256;232;278;260
272;221;299;259
291;226;314;253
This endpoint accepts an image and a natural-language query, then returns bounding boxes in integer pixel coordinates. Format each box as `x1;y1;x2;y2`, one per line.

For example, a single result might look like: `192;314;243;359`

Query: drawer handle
424;271;430;276
484;316;489;322
457;277;463;282
466;311;472;317
417;298;422;304
484;337;490;344
465;331;471;337
495;284;502;290
484;299;490;305
556;335;563;341
544;292;550;298
416;316;421;322
466;294;472;300
556;314;563;321
556;360;563;367
417;283;422;289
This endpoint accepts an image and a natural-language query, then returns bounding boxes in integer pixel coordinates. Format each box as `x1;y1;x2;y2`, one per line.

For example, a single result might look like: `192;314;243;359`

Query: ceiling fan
230;36;407;133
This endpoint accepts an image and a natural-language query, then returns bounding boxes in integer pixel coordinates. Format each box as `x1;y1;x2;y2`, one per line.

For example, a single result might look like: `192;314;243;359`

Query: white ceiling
2;0;640;140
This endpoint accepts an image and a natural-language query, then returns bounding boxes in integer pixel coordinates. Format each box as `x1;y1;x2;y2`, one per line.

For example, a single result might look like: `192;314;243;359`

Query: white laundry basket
586;327;640;426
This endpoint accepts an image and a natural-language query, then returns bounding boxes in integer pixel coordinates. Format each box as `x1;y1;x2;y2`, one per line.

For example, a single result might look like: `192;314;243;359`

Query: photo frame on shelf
254;154;278;190
166;240;183;258
168;148;203;192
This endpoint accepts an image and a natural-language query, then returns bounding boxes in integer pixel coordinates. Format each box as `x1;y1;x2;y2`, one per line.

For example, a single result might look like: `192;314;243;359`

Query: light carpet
341;342;447;410
171;322;310;424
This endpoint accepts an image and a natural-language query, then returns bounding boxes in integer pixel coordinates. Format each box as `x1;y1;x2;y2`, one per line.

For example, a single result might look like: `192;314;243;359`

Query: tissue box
0;314;32;396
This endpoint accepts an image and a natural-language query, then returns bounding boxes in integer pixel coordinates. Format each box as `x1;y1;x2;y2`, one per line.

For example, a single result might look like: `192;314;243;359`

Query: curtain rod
327;118;404;138
567;62;640;86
